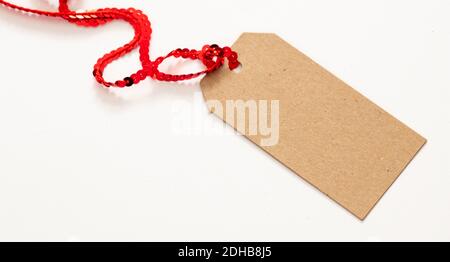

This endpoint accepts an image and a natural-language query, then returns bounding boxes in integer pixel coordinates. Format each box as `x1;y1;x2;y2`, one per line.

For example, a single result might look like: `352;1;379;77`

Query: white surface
0;0;448;242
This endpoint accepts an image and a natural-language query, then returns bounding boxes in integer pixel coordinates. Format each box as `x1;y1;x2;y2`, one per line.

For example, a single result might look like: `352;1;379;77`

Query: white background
0;0;448;241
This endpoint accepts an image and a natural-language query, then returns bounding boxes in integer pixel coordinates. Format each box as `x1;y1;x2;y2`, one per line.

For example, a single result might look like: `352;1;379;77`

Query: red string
0;0;240;88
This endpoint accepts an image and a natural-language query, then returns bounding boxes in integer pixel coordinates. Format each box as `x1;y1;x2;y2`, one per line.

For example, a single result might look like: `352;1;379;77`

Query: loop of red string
0;0;240;88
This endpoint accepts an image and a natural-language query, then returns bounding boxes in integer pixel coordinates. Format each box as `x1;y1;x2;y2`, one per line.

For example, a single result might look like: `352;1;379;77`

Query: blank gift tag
200;33;426;220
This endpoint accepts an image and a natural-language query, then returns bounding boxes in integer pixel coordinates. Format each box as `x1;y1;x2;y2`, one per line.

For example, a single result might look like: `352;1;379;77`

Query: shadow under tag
200;33;426;220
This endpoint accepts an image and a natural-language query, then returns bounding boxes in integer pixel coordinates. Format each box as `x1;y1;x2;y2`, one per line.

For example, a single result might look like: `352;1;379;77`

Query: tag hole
232;63;243;74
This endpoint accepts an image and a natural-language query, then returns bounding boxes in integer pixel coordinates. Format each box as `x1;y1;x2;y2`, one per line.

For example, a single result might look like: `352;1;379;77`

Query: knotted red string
0;0;240;88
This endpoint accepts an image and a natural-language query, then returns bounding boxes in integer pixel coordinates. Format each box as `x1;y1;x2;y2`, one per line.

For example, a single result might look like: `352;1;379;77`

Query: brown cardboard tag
200;33;426;220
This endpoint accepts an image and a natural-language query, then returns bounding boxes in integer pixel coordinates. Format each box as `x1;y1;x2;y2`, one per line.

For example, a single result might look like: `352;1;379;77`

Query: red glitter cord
0;0;240;88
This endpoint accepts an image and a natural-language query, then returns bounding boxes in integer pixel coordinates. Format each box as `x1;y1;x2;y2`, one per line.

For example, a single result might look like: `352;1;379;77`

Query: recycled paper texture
200;33;426;220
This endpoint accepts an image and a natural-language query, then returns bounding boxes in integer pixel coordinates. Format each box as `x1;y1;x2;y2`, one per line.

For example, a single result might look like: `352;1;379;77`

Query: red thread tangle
0;0;240;88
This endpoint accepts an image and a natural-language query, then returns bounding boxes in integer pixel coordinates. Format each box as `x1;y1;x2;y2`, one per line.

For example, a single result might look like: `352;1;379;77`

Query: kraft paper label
200;33;426;220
